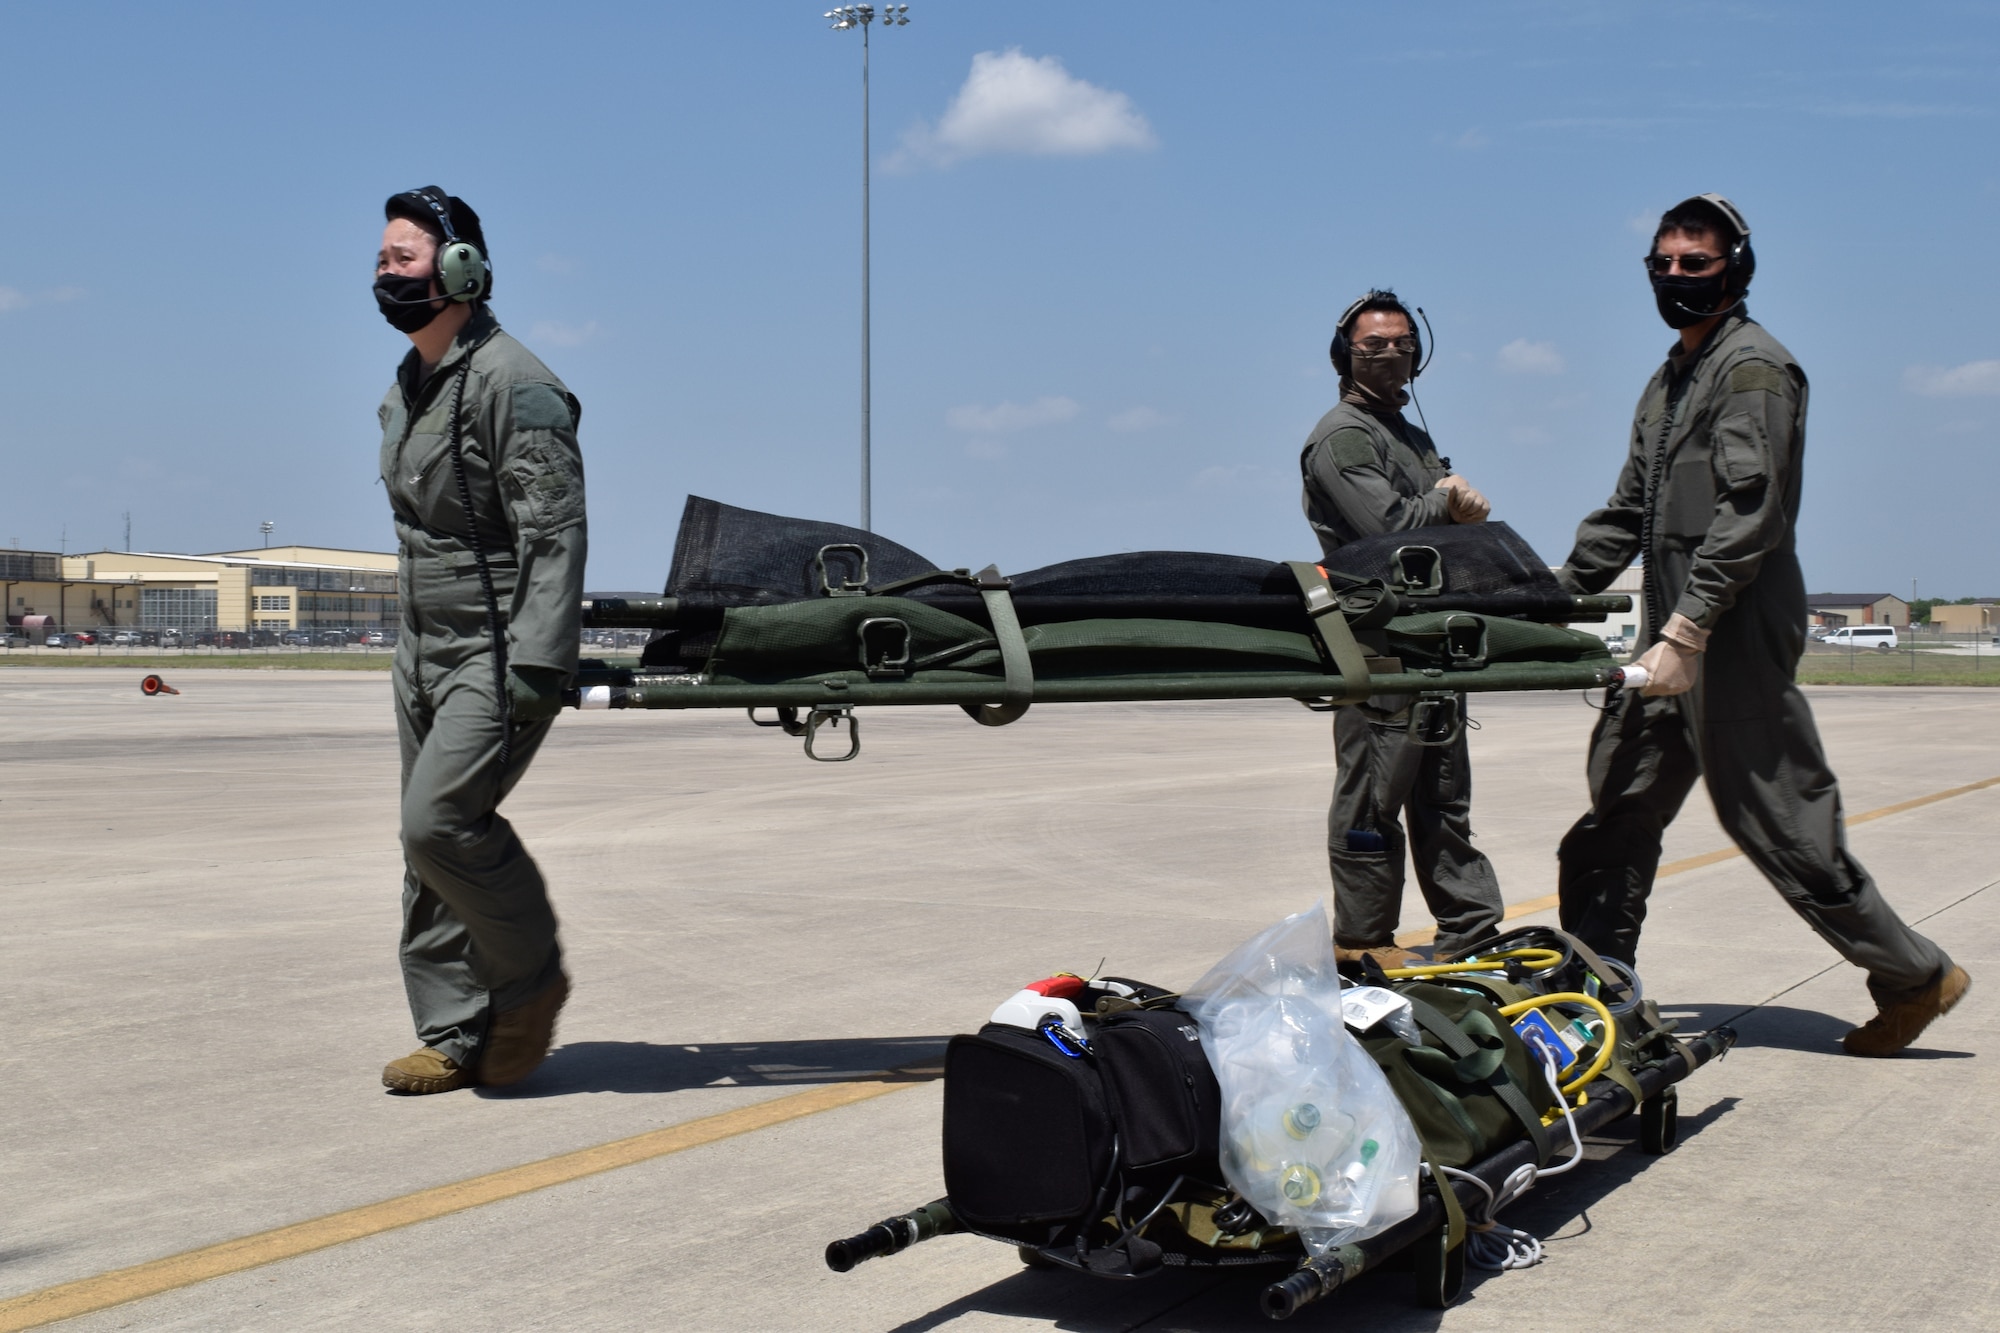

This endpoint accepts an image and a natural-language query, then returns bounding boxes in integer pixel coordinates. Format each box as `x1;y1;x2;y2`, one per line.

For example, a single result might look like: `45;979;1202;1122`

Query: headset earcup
437;241;488;303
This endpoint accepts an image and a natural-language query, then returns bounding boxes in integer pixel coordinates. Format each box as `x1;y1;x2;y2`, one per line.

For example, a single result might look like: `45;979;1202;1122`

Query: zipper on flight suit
1638;358;1701;643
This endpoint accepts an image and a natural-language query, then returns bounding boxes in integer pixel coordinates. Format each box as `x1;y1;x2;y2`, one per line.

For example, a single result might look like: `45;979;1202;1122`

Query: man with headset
372;186;586;1093
1300;290;1501;967
1555;194;1968;1056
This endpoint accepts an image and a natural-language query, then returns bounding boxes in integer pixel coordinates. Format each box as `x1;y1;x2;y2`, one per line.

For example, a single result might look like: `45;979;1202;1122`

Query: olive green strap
1404;995;1553;1166
1287;561;1373;704
1599;1054;1645;1106
1429;1150;1467;1251
964;565;1032;727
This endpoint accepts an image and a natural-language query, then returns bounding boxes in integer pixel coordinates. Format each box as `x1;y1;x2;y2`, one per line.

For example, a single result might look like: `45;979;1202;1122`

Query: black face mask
1651;272;1734;330
374;272;446;334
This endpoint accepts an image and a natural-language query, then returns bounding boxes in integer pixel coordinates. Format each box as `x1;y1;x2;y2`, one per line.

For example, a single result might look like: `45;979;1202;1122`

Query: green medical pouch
1359;982;1558;1168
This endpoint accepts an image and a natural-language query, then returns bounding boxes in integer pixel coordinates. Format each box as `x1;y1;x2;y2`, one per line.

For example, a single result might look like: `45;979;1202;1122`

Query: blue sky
2;1;1996;596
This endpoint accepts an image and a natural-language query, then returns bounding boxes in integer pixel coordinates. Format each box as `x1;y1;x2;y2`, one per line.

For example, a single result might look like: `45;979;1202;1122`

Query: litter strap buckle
803;706;861;762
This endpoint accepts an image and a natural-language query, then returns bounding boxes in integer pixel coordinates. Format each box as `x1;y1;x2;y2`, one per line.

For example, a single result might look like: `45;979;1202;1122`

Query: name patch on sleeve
1327;428;1377;471
1729;361;1787;397
512;382;574;432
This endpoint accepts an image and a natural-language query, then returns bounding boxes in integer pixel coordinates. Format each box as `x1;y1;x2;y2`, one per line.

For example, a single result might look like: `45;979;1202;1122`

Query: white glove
1634;613;1710;697
1433;475;1490;524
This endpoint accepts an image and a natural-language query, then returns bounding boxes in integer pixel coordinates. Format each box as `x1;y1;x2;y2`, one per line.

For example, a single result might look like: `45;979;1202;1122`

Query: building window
254;594;292;612
141;587;218;631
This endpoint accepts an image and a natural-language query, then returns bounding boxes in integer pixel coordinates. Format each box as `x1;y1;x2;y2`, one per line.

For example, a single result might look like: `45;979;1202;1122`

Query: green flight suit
1300;399;1503;957
1556;309;1949;999
379;306;587;1067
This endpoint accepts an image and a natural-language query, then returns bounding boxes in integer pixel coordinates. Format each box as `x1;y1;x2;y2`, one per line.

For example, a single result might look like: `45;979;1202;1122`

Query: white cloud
946;396;1080;433
1106;406;1173;432
1497;339;1565;375
962;439;1009;461
530;319;599;347
895;49;1156;169
1904;360;2000;396
0;285;80;314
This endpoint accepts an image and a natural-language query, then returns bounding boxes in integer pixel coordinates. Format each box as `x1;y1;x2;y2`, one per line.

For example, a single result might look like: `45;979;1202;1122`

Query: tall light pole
825;3;909;532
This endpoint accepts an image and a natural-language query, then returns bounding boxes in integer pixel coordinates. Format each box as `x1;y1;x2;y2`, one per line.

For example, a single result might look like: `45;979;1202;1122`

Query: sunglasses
1353;335;1420;354
1644;252;1726;277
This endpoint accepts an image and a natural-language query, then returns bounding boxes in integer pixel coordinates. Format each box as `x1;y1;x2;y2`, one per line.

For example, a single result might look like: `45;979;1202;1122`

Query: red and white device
988;973;1088;1031
1609;664;1650;692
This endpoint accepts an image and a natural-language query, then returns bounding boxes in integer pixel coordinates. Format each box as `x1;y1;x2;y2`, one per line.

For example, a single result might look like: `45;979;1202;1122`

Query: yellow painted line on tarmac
15;772;2000;1328
0;1073;934;1332
1397;773;2000;948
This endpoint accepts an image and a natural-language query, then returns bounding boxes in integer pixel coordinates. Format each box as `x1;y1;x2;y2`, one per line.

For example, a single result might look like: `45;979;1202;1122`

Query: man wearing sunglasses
1300;290;1501;970
1554;195;1966;1056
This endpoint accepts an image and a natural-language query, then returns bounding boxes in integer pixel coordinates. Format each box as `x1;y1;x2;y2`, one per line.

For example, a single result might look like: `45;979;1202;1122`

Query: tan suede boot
481;973;570;1087
1842;965;1971;1057
1334;944;1426;970
382;1047;474;1094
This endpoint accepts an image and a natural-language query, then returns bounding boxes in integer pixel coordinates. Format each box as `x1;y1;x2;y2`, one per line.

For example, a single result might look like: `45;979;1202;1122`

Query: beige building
4;545;396;640
1806;593;1908;630
1930;602;1999;636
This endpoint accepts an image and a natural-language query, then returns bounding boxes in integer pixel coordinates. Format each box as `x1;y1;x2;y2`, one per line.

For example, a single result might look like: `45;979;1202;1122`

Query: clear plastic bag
1183;903;1422;1254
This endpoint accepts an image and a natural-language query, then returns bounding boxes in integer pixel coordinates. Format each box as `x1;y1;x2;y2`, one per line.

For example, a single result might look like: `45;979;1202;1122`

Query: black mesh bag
656;496;1579;631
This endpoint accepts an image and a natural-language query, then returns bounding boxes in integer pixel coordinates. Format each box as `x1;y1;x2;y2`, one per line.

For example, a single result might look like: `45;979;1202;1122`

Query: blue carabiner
1039;1015;1090;1059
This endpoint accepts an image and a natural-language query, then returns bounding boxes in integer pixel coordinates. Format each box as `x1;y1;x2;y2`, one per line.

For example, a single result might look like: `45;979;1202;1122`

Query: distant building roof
1806;593;1902;606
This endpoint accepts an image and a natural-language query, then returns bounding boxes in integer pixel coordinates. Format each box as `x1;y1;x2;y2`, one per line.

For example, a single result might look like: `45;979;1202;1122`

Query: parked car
1824;625;1898;651
44;633;73;648
4;631;31;648
70;630;97;646
111;630;140;645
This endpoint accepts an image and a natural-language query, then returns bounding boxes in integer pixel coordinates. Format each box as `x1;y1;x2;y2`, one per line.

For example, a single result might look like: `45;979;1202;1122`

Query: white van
1824;625;1898;650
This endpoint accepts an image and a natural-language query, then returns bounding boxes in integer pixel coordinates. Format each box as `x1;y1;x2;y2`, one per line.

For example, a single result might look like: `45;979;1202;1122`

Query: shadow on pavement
877;1098;1740;1333
477;1036;950;1098
1661;1002;1975;1059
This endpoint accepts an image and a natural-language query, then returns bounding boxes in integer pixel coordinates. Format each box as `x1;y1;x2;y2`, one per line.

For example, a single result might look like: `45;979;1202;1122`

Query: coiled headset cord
442;359;514;767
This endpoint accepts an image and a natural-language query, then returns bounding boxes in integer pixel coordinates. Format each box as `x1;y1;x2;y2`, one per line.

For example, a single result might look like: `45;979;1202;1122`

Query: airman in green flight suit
371;187;586;1093
1301;290;1502;967
1556;194;1968;1057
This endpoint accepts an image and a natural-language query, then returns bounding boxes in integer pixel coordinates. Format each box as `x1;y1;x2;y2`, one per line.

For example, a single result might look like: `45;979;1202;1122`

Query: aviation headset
388;186;491;303
1661;192;1755;292
1329;289;1431;380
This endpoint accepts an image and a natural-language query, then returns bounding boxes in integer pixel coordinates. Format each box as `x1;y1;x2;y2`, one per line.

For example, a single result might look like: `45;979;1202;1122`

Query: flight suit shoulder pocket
505;438;586;538
1326;428;1377;471
511;382;575;432
1712;412;1769;493
1728;360;1786;397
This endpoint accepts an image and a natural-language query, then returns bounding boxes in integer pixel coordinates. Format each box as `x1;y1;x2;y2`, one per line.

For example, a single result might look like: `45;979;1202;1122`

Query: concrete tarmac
0;668;1992;1331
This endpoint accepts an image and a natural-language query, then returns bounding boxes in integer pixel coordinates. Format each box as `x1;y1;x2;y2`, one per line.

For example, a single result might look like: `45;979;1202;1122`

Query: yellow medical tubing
1381;947;1566;980
1497;992;1617;1098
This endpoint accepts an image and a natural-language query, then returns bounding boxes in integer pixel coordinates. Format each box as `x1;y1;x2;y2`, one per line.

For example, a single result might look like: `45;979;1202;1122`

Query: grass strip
1795;649;2000;686
0;653;393;671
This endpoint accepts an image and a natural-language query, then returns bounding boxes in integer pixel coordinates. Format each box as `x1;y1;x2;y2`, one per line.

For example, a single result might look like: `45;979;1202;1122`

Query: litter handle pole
824;1198;959;1272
